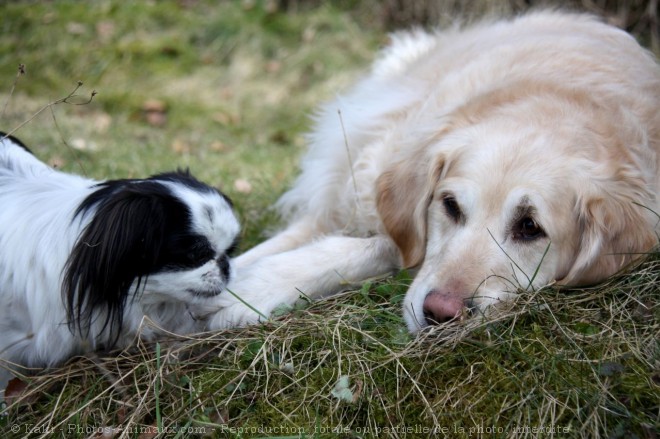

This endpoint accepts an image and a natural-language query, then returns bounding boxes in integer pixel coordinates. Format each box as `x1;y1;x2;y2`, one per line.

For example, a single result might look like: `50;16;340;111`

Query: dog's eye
186;247;214;263
442;195;463;223
178;239;215;266
513;216;545;241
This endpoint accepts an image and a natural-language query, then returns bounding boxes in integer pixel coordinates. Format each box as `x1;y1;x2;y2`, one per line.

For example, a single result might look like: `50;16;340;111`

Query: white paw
206;287;302;329
206;235;400;330
205;258;305;329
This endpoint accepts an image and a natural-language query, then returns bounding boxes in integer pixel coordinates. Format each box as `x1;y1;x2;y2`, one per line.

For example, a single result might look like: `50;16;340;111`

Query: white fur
0;136;239;389
209;12;659;331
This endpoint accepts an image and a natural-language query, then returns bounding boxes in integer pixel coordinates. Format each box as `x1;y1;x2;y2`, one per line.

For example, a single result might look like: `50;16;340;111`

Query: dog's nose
217;255;231;281
423;291;472;325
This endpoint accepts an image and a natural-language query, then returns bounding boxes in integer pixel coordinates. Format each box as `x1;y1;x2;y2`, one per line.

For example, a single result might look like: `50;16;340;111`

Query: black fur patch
63;170;235;344
0;131;34;154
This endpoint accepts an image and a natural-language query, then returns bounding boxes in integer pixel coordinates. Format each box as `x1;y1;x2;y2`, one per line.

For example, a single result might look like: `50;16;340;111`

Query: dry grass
3;257;657;438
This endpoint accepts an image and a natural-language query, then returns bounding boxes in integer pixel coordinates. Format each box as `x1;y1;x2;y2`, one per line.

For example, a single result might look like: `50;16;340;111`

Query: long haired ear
376;153;445;268
63;185;183;340
560;193;657;286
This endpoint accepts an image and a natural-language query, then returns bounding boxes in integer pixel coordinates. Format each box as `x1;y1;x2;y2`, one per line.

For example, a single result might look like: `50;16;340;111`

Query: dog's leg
235;217;327;268
207;235;401;329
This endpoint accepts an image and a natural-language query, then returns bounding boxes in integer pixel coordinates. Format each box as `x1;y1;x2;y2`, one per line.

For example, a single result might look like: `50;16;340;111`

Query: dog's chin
185;286;226;298
139;268;230;305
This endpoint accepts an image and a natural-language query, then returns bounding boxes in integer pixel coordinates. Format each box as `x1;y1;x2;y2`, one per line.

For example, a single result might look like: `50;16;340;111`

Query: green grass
1;1;658;438
0;0;381;249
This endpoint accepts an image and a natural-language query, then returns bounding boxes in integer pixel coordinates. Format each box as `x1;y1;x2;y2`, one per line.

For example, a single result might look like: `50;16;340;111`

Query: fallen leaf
142;99;167;113
171;139;191;154
4;377;29;407
145;112;167;127
3;376;45;408
233;178;252;194
209;141;229;152
212;111;240;126
212;112;231;126
141;100;168;127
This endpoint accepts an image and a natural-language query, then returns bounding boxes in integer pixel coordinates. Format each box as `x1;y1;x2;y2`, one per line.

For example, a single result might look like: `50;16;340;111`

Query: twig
49;104;88;176
2;81;97;139
1;63;26;120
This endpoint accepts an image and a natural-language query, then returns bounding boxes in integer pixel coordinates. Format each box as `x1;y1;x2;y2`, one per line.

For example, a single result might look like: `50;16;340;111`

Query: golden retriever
208;11;660;332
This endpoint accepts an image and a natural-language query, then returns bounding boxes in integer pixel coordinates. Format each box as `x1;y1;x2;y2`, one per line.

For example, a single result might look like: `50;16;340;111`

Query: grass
0;0;381;249
2;267;658;438
1;1;658;438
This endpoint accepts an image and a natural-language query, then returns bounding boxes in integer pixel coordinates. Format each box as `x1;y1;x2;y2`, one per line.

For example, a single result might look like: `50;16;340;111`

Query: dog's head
377;87;658;331
64;170;240;339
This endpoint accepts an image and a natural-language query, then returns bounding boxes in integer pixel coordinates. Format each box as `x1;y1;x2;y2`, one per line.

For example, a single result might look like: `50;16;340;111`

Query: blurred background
1;0;657;249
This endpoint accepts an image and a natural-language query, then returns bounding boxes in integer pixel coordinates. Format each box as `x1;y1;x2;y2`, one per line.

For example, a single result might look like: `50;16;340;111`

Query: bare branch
2;81;97;139
1;63;26;120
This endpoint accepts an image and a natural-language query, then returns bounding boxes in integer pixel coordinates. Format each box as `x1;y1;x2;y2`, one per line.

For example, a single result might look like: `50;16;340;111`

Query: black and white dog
0;133;240;387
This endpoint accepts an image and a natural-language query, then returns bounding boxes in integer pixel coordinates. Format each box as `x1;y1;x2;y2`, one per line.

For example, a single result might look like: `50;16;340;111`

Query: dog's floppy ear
64;183;187;339
376;152;445;268
560;190;657;286
0;131;33;154
556;101;660;286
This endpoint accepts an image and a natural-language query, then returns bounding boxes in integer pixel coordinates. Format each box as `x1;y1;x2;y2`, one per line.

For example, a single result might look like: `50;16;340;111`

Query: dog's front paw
206;287;301;329
205;258;306;330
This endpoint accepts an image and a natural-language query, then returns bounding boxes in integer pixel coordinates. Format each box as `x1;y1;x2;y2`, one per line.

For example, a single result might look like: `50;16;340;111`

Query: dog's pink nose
422;291;467;325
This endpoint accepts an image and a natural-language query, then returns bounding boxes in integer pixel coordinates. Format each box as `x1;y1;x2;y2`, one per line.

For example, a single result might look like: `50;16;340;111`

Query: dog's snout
422;290;473;326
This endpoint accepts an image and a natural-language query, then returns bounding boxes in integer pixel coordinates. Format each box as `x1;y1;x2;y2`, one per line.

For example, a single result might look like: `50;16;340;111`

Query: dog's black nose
217;255;231;281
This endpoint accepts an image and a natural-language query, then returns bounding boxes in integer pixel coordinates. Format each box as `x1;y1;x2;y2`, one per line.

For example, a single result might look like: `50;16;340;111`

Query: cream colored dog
209;11;660;332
